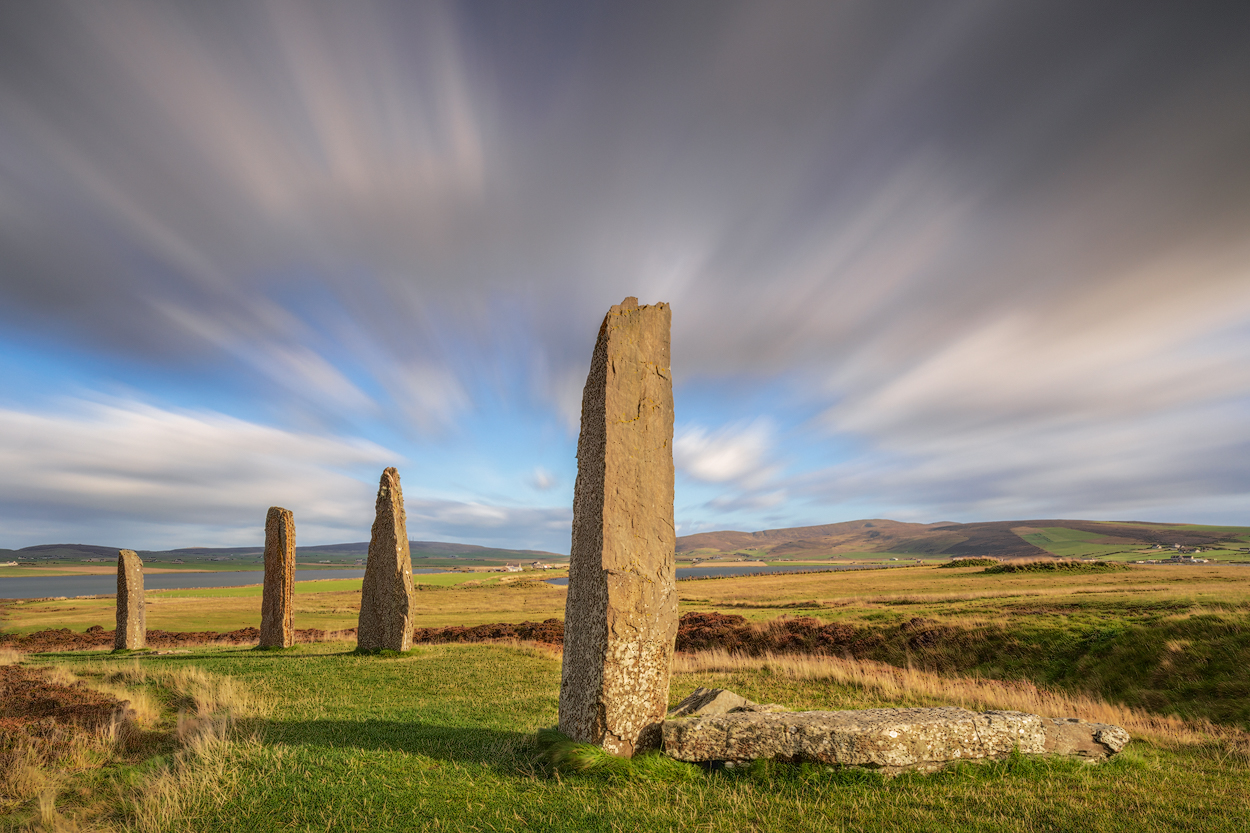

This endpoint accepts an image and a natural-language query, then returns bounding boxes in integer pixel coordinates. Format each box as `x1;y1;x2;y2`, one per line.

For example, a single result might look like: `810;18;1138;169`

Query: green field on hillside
1014;527;1144;558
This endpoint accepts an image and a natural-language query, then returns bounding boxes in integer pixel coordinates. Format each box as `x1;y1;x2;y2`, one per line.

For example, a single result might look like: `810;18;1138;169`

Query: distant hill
13;541;566;562
13;544;129;560
676;519;1250;559
172;540;563;558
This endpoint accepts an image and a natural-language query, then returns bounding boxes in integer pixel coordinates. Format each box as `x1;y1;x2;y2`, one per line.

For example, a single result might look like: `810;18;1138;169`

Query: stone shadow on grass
260;718;540;770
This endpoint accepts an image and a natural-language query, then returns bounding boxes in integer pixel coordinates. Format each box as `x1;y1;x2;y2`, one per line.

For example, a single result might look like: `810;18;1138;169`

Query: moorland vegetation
4;550;1250;829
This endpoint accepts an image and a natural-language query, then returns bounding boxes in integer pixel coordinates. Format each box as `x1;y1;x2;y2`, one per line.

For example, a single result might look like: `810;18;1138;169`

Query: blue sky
1;1;1249;553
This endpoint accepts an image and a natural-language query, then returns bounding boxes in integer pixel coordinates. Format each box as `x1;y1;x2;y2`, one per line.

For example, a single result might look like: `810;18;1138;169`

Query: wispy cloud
0;2;1248;544
529;466;557;491
0;398;571;550
675;420;776;487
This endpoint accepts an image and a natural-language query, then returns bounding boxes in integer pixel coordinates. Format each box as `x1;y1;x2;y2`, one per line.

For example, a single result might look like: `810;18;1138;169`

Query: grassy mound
984;560;1130;574
938;558;1001;568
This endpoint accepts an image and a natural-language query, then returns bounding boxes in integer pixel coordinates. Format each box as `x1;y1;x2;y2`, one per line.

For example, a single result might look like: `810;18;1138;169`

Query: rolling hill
9;541;566;563
676;518;1250;560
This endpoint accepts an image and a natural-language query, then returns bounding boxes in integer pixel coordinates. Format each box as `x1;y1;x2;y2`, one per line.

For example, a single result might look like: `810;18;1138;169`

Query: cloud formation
675;421;775;487
0;399;569;550
0;1;1248;544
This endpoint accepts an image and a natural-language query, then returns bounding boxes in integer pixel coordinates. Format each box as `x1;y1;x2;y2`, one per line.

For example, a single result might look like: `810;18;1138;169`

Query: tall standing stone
558;297;677;757
356;467;416;651
259;506;296;648
114;549;145;650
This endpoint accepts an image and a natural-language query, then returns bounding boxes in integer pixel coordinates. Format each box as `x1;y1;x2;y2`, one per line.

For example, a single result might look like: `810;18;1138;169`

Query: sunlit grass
16;643;1250;832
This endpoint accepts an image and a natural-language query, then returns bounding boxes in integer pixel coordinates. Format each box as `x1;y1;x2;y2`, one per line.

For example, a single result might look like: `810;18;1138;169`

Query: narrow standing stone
114;549;145;650
559;297;677;757
259;506;296;648
357;467;416;651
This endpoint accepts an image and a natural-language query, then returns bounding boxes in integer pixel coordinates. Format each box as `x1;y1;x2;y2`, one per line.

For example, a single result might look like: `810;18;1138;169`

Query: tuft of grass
40;664;79;687
128;727;269;833
536;728;701;783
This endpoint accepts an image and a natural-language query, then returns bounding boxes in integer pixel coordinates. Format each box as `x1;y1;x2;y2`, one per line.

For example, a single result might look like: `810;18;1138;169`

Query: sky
1;0;1248;553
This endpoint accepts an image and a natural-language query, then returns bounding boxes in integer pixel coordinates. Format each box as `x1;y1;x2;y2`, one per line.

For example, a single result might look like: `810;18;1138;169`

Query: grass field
6;561;1250;830
6;563;1250;724
10;643;1250;832
3;573;569;635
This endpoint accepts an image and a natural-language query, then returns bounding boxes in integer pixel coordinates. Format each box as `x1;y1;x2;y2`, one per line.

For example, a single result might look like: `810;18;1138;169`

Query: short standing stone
114;550;145;650
357;467;416;651
559;297;677;757
259;506;296;648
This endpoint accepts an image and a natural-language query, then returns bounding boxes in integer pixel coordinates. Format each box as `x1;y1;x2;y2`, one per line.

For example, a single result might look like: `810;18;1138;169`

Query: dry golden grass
672;649;1250;754
2;577;569;635
4;659;266;831
0;666;151;832
128;732;269;833
115;666;266;833
675;564;1250;635
7;563;1247;638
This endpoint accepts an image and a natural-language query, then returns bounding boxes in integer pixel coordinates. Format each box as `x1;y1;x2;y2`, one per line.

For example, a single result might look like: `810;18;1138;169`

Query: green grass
9;564;1250;726
0;566;82;577
153;572;505;600
19;643;1250;832
1015;527;1144;558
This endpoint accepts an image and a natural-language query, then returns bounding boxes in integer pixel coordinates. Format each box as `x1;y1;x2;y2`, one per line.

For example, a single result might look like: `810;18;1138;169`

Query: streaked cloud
0;399;569;551
529;467;557;492
0;1;1247;546
675;421;776;487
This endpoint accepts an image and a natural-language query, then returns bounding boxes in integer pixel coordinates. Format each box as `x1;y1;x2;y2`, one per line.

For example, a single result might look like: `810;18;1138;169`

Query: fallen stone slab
668;686;789;718
1043;717;1131;760
668;686;755;717
663;704;1129;773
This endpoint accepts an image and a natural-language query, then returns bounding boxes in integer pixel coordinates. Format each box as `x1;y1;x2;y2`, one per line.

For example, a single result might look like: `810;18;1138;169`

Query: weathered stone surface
1042;717;1131;760
668;687;755;717
666;708;1043;772
357;467;416;652
259;506;296;648
114;550;145;650
668;687;790;718
663;706;1130;772
559;297;677;757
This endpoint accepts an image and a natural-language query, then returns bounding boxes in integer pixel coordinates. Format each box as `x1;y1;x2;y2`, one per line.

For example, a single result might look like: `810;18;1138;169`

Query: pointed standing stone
114;549;145;650
357;467;416;651
559;297;677;757
259;506;296;648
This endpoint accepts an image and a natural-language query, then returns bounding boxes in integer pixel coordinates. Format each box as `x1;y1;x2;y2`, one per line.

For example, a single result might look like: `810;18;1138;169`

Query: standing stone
357;467;416;651
114;550;145;650
559;297;677;757
259;506;296;648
